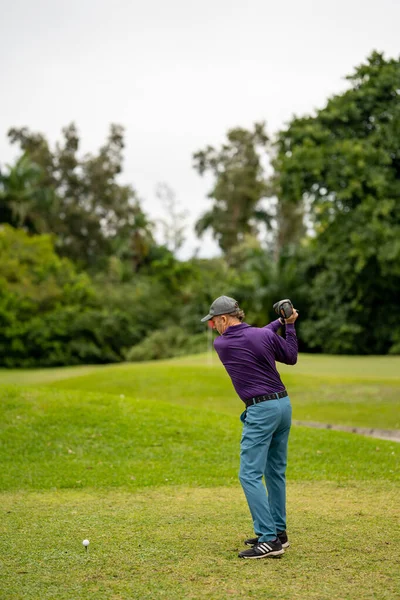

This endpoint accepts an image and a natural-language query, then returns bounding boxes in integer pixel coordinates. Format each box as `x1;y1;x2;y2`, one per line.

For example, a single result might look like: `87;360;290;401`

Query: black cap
200;296;239;322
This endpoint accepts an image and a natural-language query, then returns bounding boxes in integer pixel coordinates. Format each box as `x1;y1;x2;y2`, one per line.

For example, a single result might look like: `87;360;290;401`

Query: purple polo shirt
213;319;298;403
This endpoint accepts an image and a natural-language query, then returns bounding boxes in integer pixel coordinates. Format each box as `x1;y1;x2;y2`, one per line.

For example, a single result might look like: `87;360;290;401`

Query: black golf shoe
244;530;290;548
238;538;284;559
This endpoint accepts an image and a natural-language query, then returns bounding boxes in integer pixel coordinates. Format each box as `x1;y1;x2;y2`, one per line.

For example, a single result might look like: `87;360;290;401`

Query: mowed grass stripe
0;484;399;600
2;352;400;384
1;354;399;429
0;386;398;491
47;364;400;429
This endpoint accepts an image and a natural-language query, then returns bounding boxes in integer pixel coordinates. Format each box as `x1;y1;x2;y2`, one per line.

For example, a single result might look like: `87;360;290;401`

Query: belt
244;390;288;408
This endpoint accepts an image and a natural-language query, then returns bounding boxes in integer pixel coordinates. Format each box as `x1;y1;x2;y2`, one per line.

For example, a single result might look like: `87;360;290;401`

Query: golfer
201;295;298;559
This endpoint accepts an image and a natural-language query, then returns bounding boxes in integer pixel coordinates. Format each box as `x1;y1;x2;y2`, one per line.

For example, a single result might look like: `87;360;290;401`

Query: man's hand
285;309;299;325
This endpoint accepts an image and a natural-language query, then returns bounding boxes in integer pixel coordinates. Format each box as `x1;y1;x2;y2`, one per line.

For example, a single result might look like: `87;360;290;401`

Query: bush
0;227;218;367
125;326;209;361
0;227;146;367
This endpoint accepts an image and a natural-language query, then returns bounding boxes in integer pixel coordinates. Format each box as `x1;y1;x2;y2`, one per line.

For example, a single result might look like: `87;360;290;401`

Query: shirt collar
222;322;251;335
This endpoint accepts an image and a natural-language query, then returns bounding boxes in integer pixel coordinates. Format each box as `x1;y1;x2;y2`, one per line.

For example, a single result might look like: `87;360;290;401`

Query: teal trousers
239;396;292;542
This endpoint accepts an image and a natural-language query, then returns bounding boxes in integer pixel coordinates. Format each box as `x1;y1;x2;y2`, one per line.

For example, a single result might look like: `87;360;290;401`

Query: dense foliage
1;124;153;271
273;51;400;354
193;122;271;258
0;226;101;366
0;51;399;366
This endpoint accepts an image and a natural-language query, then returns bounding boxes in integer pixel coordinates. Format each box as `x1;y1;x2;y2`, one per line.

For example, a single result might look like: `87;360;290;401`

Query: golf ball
82;539;90;547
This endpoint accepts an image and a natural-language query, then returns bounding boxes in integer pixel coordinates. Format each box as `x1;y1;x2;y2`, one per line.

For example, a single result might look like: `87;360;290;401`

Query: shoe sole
239;549;285;559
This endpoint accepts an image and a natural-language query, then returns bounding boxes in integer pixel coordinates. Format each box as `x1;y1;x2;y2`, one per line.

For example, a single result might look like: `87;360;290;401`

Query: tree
270;194;307;263
5;124;155;271
155;182;188;254
0;225;181;367
0;154;57;233
193;122;272;256
273;51;400;354
0;225;97;367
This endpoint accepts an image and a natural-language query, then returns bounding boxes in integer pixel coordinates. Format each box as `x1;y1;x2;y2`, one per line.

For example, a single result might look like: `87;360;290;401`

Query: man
201;295;298;559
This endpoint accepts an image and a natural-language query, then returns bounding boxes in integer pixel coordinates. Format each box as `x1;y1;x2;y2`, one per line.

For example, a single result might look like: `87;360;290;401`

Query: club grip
273;299;294;319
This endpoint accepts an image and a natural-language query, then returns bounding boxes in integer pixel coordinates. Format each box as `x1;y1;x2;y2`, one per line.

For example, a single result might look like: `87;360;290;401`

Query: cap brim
200;314;212;322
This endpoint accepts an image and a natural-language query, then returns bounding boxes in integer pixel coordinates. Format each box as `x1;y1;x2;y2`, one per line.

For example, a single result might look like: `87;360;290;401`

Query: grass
1;484;399;600
1;352;397;428
1;352;400;426
1;353;399;598
1;386;398;491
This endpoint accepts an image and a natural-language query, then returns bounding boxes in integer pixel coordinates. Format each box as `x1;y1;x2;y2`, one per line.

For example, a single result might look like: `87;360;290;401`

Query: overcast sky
1;0;399;258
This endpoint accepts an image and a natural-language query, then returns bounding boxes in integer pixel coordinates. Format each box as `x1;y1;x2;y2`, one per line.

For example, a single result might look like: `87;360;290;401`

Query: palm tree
0;154;56;233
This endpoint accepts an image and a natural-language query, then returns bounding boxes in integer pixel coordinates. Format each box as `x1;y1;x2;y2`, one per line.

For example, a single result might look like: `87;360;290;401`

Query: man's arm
269;309;299;365
271;323;298;365
264;318;283;334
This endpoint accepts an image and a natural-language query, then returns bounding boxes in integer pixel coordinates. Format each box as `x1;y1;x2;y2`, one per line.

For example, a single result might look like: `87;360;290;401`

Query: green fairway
1;354;399;599
2;352;398;429
1;386;398;492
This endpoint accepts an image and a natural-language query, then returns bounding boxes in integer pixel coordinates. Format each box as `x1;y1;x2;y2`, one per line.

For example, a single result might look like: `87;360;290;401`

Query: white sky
1;0;399;258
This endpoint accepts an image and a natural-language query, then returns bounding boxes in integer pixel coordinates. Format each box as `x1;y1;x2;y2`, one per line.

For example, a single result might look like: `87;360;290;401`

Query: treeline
0;51;399;366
